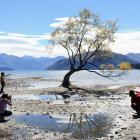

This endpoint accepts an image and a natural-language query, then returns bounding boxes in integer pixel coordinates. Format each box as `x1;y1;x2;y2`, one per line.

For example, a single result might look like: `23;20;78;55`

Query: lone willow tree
49;9;129;88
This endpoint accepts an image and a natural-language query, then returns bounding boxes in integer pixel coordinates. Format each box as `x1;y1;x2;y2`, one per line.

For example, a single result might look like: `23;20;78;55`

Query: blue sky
0;0;140;57
0;0;140;33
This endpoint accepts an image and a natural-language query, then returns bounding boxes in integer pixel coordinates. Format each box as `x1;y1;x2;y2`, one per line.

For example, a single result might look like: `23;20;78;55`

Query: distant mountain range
0;67;13;71
125;53;140;69
0;53;65;70
0;52;140;71
126;53;140;63
47;52;138;70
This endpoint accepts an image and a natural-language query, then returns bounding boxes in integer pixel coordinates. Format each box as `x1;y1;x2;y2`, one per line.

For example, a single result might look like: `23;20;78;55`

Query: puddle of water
13;94;86;102
13;113;113;139
13;114;69;131
13;94;63;101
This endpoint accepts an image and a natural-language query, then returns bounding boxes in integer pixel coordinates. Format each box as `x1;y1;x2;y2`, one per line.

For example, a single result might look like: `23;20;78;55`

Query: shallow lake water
8;70;140;88
12;94;87;102
13;94;62;101
13;112;114;139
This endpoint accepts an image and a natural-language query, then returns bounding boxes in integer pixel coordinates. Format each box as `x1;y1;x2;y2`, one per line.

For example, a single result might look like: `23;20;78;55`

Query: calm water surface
6;70;140;87
13;112;113;139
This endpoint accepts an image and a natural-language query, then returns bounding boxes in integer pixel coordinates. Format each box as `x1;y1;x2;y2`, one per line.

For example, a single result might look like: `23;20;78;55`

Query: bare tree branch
48;9;128;88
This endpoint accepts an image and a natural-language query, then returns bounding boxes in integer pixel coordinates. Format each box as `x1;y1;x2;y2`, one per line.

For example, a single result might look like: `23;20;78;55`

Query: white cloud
112;31;140;54
0;32;51;57
0;31;5;34
49;30;140;56
1;21;140;58
50;17;69;28
47;45;68;57
50;18;140;55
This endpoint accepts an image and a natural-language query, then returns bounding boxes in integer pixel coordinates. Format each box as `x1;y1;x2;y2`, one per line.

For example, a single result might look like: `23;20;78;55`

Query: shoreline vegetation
0;77;140;139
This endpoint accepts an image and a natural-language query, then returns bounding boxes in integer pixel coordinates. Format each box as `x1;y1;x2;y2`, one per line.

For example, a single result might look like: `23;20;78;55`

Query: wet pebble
121;127;127;130
34;132;38;135
132;137;137;140
26;113;30;115
110;136;114;138
115;131;119;134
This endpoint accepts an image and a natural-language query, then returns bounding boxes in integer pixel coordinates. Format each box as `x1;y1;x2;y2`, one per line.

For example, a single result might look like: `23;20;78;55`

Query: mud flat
0;77;140;140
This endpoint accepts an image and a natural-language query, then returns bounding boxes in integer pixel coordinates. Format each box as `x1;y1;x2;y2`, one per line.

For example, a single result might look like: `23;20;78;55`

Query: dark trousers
0;110;12;117
0;82;5;93
131;104;140;113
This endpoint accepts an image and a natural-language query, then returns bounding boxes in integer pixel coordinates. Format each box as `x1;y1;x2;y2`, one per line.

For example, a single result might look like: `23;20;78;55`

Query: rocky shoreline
0;77;140;140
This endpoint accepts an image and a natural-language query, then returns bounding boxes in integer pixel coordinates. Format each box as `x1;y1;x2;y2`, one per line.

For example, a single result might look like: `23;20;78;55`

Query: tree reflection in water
66;113;113;139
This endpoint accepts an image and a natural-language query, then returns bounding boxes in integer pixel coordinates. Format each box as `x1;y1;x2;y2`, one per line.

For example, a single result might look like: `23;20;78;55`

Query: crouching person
0;94;12;121
129;90;140;115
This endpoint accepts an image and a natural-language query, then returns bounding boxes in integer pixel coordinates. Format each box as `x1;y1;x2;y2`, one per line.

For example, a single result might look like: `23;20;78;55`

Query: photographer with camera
0;93;12;121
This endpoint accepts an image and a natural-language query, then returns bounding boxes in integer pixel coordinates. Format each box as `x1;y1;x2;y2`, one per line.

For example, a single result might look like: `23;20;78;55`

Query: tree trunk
62;70;75;88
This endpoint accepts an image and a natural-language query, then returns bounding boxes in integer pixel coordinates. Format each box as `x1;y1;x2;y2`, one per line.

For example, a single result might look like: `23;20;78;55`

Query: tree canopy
48;9;130;88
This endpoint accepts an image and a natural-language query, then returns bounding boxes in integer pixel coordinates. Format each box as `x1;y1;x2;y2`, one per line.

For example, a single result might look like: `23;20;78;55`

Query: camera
1;94;12;100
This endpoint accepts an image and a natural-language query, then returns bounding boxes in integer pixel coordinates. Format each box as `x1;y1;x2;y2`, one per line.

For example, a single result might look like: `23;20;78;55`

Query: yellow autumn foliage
119;62;131;70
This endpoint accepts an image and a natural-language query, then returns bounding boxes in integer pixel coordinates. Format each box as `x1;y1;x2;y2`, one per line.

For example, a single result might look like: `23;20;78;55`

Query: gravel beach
0;77;140;140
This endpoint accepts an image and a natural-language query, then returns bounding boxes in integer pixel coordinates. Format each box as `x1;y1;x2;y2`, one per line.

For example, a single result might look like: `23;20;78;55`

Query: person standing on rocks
0;72;11;93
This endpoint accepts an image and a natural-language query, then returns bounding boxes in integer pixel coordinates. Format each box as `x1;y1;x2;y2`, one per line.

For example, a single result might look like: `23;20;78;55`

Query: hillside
126;53;140;63
0;67;13;71
47;53;138;70
0;53;65;70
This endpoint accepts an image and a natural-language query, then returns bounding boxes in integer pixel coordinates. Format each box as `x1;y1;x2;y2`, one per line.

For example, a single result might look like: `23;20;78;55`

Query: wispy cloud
0;32;51;57
0;18;140;58
50;18;140;55
113;31;140;54
50;17;69;28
